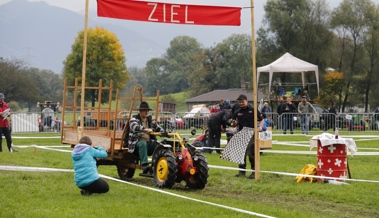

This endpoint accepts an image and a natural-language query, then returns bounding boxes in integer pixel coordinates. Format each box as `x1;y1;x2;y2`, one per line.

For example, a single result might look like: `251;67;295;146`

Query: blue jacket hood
72;144;90;160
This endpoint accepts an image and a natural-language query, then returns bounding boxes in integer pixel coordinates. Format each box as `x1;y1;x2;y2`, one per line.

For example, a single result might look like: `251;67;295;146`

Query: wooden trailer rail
61;78;160;158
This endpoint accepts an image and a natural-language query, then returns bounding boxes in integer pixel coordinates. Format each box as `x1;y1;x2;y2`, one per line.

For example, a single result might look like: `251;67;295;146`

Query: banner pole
250;0;259;180
79;0;89;140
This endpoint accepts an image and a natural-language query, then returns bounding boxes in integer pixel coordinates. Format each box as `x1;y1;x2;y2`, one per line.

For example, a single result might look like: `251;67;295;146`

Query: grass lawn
0;133;378;218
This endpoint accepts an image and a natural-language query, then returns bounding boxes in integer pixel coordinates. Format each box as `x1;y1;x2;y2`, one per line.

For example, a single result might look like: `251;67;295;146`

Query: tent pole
250;0;260;180
79;0;89;140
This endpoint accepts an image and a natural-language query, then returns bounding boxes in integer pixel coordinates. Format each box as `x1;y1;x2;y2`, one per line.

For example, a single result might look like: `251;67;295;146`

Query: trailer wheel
152;149;177;188
185;152;209;189
117;163;136;180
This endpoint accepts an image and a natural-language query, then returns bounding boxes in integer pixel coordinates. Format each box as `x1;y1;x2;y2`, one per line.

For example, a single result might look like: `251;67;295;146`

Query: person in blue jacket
72;136;109;196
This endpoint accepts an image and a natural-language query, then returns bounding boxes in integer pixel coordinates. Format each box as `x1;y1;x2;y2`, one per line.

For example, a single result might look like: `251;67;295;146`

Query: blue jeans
300;115;309;134
283;115;294;134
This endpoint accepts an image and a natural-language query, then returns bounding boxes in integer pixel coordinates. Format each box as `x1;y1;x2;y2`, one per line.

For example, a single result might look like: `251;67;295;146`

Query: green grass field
1;133;378;218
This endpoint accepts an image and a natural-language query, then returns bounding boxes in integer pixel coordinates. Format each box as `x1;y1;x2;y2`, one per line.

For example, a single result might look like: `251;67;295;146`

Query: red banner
97;0;241;26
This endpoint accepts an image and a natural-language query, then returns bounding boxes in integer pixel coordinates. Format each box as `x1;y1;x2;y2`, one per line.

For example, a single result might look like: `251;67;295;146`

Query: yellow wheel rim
156;157;168;182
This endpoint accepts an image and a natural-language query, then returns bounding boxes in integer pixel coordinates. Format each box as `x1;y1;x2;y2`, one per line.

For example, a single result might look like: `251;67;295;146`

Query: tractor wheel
185;152;209;189
152;149;177;188
117;163;136;180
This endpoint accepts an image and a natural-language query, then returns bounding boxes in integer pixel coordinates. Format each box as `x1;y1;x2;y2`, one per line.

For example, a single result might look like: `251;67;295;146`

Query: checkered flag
221;127;254;164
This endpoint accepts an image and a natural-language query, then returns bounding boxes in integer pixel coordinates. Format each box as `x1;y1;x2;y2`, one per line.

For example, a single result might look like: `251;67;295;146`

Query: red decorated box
317;142;347;182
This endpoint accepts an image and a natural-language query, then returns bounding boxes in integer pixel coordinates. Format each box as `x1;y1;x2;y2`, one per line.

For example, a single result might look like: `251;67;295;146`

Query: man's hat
0;93;4;99
237;94;247;100
139;101;152;111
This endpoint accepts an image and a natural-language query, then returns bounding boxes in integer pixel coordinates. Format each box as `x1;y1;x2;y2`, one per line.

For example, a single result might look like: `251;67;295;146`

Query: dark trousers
80;178;109;194
283;115;294;133
0;127;12;152
135;140;156;165
207;122;221;153
238;136;255;171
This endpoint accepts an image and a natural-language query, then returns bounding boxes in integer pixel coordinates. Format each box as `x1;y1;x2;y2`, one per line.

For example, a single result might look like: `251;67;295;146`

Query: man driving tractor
127;102;162;174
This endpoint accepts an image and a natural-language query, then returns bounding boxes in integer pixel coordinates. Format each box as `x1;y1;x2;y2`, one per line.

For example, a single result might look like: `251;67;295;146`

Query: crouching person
72;136;109;196
128;101;162;174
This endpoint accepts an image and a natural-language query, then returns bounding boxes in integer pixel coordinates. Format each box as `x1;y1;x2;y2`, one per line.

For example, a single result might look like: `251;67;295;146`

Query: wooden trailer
60;78;160;174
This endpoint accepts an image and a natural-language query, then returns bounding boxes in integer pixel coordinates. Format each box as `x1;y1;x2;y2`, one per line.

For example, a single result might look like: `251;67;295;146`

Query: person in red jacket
0;93;13;152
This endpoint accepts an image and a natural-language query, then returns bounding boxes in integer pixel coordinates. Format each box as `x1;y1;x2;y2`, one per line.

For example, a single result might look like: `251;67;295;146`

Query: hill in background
0;0;165;73
0;0;253;74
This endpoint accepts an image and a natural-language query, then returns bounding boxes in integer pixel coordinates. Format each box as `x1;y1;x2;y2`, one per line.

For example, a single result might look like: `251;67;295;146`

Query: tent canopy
257;52;319;97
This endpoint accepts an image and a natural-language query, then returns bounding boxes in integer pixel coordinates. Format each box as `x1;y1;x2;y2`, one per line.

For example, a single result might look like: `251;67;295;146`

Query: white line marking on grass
0;165;73;173
208;165;379;183
32;145;72;153
19;145;379;183
358;148;379;151
260;150;379;156
101;174;275;218
272;142;309;147
0;165;275;218
11;136;61;139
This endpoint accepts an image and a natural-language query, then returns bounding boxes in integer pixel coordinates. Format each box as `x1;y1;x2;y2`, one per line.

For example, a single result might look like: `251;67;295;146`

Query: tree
318;71;345;109
216;34;253;89
188;46;220;97
257;0;334;96
28;68;64;104
144;57;168;95
144;36;204;95
0;57;40;111
62;26;129;106
188;34;254;97
330;0;375;112
362;6;379;112
165;36;203;93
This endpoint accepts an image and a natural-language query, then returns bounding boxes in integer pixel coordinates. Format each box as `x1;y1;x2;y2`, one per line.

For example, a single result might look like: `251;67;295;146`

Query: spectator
54;116;62;132
72;136;109;196
38;116;43;132
261;102;271;119
223;99;232;110
277;97;284;116
44;115;53;127
281;97;296;134
231;94;264;179
127;102;162;174
298;96;317;135
0;93;14;152
276;97;284;129
374;106;379;130
219;99;225;110
326;102;338;131
206;109;233;154
210;103;221;114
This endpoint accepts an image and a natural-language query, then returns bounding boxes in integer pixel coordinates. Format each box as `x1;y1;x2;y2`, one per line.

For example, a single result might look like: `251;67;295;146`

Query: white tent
257;52;319;97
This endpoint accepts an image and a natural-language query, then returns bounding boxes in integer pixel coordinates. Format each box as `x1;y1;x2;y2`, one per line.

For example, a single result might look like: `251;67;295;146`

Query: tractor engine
176;149;196;179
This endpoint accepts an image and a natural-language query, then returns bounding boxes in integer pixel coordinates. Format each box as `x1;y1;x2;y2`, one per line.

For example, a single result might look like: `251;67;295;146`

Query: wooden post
79;0;90;140
250;0;260;180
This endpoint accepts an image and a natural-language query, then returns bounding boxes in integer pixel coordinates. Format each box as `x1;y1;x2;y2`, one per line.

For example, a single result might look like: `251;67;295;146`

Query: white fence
6;111;379;133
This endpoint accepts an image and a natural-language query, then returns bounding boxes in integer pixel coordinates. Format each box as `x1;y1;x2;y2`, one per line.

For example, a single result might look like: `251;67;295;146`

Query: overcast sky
2;0;379;39
4;0;378;31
